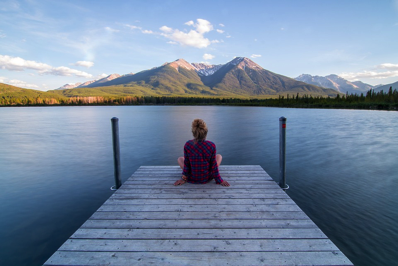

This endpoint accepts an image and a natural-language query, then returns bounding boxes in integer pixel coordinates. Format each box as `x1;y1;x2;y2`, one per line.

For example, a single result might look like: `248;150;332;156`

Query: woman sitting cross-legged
174;119;230;187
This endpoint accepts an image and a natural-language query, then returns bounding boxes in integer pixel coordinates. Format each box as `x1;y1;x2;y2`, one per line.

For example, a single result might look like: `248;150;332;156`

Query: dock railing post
279;116;289;190
111;117;122;190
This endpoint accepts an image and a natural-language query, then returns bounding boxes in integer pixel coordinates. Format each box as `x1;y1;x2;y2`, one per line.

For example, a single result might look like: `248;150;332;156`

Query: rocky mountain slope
295;74;373;94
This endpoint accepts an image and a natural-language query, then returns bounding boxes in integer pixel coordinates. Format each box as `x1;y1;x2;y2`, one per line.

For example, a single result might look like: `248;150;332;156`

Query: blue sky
1;0;398;91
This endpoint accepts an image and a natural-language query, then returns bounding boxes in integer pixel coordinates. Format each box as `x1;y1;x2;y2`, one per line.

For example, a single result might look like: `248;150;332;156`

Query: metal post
279;117;289;190
111;117;122;190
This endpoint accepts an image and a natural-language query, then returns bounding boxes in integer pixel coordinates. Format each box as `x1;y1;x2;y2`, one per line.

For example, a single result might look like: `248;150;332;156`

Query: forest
1;88;398;111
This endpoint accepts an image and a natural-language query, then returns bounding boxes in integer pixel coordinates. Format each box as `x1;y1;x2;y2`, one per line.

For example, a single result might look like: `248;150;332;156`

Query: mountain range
54;57;338;97
295;74;375;94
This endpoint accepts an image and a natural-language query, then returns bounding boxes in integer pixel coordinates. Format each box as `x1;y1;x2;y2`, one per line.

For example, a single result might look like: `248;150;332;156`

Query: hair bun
191;119;208;140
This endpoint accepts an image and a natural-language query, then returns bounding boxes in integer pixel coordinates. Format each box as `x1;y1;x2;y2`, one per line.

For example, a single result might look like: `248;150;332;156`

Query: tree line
1;88;398;110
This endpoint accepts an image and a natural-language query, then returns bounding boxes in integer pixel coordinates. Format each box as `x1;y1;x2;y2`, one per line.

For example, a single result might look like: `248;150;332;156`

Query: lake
0;106;397;266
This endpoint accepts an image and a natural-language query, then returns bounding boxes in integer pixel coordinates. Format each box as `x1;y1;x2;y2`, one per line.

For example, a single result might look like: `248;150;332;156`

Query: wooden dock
44;165;353;265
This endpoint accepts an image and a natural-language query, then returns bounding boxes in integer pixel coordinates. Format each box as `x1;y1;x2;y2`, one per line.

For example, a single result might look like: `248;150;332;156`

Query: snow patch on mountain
191;63;223;76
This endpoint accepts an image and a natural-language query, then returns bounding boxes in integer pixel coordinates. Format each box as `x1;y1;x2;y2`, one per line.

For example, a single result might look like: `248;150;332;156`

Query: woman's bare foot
174;179;186;186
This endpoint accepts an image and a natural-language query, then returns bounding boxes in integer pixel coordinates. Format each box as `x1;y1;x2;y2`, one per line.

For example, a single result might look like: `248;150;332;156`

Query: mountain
54;57;338;97
56;74;121;90
373;81;398;93
1;83;68;104
295;74;373;94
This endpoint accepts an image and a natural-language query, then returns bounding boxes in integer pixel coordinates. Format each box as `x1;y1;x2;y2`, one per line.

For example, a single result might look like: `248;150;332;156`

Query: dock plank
44;165;353;265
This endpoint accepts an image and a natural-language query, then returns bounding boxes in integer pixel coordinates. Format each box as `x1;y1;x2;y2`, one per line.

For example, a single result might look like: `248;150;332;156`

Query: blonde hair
191;119;208;141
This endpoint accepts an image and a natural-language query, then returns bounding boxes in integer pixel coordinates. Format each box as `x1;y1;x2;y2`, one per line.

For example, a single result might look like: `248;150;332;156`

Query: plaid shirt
182;139;223;184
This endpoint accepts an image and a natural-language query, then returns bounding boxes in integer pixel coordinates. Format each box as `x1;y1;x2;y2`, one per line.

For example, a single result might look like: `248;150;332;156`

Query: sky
1;0;398;91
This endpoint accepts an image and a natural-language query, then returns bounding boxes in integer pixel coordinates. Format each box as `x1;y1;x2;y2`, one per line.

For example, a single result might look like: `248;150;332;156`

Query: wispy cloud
0;55;92;78
216;29;224;34
251;54;262;58
219;23;225;27
142;30;154;34
125;24;142;30
339;63;398;80
203;53;215;60
74;60;94;68
105;27;119;33
160;19;216;48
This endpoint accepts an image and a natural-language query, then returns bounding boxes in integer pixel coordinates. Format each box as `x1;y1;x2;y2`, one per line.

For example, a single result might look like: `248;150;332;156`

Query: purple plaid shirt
182;139;223;184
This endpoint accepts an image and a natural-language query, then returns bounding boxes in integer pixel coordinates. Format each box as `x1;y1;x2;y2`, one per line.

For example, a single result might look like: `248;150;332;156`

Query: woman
174;119;230;187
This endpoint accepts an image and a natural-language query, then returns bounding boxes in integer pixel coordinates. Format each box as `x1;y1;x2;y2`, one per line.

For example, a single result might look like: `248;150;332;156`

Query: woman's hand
220;180;230;187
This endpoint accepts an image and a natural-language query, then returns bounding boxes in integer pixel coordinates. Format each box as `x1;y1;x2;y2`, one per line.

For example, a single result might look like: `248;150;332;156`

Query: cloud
339;63;398;80
216;29;224;34
219;23;225;27
7;79;40;89
142;30;154;34
40;66;93;78
0;55;92;78
0;76;6;83
97;73;108;79
105;27;119;33
74;60;94;68
160;19;216;48
251;54;262;58
226;35;231;38
125;24;142;30
377;63;398;70
0;54;52;71
203;54;215;60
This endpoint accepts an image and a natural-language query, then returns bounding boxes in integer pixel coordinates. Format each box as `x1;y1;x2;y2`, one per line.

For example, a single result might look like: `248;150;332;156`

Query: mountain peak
228;57;262;70
166;59;196;71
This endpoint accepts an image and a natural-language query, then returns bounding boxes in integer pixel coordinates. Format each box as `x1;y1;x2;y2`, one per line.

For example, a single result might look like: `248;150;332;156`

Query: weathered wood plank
70;228;328;239
58;239;339;252
110;192;290;199
114;188;286;194
103;198;295;205
98;204;302;212
45;251;352;266
81;219;318;229
89;211;311;220
120;183;281;189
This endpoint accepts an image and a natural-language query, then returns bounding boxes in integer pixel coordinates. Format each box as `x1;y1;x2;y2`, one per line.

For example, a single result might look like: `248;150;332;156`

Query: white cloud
105;27;119;33
74;60;94;68
0;54;52;71
0;55;92;78
216;29;224;33
142;30;154;34
226;35;231;38
251;54;262;58
125;24;142;30
339;63;398;80
97;73;108;79
7;79;40;89
40;66;93;78
0;76;6;83
377;63;398;70
167;41;177;45
203;53;215;60
160;26;172;33
219;23;225;27
160;19;215;48
340;70;398;80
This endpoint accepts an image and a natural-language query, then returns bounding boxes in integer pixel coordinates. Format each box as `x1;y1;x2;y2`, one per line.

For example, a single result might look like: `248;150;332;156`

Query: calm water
0;106;397;266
